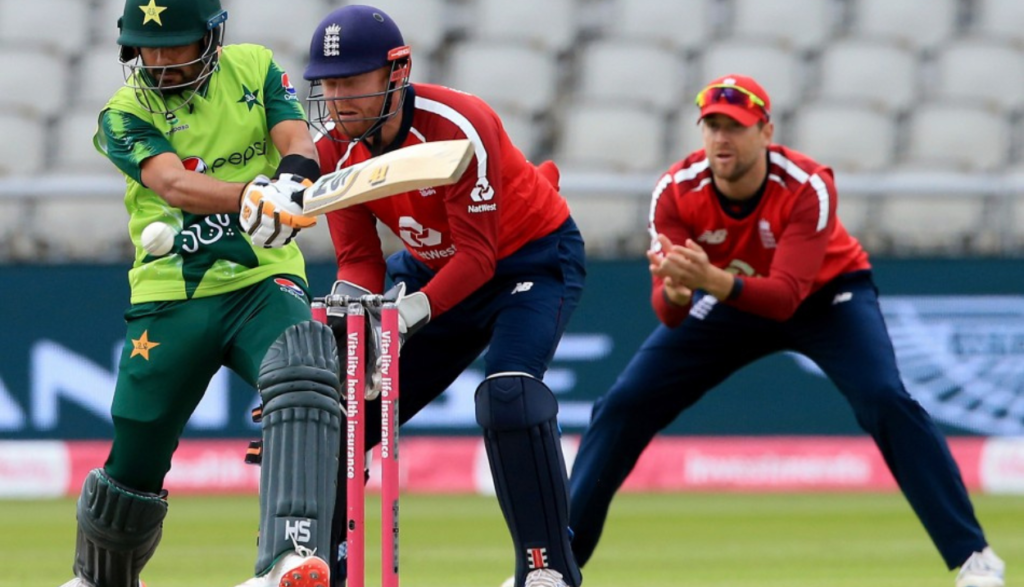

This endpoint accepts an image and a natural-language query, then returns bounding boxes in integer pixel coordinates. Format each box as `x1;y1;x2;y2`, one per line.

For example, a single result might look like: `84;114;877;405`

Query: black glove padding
326;280;383;400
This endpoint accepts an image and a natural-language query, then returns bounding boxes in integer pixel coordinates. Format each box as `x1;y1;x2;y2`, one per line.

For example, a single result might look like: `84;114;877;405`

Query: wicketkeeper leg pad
73;468;168;587
476;374;582;587
256;320;343;575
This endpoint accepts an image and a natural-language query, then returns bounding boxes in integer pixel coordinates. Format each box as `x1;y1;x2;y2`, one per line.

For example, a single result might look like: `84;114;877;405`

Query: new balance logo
419;187;436;197
697;229;727;245
832;292;853;304
512;282;534;294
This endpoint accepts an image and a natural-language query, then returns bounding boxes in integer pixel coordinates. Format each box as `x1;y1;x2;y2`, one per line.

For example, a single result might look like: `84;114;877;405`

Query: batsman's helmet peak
117;0;227;48
305;4;408;80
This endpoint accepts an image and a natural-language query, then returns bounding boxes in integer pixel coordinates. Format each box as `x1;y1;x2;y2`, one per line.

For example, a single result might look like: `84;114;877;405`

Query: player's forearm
701;266;736;301
154;170;246;215
421;251;495;317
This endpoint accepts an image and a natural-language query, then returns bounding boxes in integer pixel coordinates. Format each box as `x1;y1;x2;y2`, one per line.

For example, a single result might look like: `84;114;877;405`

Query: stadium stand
1;0;1022;260
814;39;918;112
610;0;713;52
850;0;960;50
577;40;685;115
729;0;836;51
446;41;560;117
0;0;90;53
557;103;666;172
791;103;897;172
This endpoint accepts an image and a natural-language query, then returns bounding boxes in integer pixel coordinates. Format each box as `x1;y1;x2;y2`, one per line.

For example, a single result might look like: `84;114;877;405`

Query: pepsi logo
182;156;208;174
281;73;297;96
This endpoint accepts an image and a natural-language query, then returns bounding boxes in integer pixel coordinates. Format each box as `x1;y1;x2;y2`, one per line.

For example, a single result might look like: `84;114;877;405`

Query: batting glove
239;174;316;248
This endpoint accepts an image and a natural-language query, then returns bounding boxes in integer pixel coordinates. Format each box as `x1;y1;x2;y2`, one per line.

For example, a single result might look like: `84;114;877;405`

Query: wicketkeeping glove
239;173;316;248
381;281;431;348
326;280;385;400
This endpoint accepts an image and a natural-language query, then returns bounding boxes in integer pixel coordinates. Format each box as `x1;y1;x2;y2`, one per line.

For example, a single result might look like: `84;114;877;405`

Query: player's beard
710;150;759;183
156;65;202;94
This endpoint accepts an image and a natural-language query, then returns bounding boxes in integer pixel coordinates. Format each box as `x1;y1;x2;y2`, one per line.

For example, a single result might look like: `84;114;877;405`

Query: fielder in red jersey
568;74;1003;587
303;6;585;587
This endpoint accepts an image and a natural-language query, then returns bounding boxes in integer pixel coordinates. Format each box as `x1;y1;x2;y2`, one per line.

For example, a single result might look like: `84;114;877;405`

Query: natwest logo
398;216;442;248
470;178;494;202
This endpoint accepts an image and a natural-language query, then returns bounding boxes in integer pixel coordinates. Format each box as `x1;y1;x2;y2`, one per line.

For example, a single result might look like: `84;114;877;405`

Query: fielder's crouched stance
249;321;342;585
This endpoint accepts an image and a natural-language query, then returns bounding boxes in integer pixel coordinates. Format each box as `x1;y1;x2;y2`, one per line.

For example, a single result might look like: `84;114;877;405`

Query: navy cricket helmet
305;5;412;148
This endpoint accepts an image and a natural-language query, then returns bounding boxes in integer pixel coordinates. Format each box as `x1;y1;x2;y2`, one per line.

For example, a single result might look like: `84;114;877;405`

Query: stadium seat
0;0;89;53
54;110;117;175
973;0;1024;45
791;103;896;172
293;218;338;261
34;199;131;260
833;193;873;241
78;48;129;111
447;41;559;117
729;0;835;51
850;0;958;50
903;104;1008;172
556;103;666;172
221;0;323;56
670;105;705;158
0;115;46;176
333;0;450;56
562;192;651;256
815;40;917;112
577;40;685;114
491;107;544;161
611;0;712;52
0;49;67;118
877;194;994;253
473;0;578;53
95;0;125;42
701;42;800;113
933;40;1024;110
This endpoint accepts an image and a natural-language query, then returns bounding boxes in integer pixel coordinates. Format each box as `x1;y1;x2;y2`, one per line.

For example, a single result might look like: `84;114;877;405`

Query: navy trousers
330;218;586;584
568;271;986;570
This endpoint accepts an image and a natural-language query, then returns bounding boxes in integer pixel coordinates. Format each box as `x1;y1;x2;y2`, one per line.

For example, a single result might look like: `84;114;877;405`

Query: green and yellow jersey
95;43;308;303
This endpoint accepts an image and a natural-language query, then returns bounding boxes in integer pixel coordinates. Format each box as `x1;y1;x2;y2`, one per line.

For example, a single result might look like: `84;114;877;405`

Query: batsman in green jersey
62;2;341;587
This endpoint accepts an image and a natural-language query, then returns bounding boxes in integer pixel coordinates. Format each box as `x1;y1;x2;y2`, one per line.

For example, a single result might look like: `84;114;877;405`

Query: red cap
697;74;771;127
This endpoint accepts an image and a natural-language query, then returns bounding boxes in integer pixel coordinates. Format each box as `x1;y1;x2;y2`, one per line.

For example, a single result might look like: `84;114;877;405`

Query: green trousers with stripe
104;275;312;493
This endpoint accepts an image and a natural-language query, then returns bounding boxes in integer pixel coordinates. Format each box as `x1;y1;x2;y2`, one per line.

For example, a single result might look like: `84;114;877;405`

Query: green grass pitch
4;492;1021;587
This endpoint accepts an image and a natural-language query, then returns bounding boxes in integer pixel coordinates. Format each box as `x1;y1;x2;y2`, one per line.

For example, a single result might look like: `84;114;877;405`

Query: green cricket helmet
117;0;228;116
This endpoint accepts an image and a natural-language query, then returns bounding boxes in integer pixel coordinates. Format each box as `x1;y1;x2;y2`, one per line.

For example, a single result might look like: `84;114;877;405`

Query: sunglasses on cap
695;84;769;118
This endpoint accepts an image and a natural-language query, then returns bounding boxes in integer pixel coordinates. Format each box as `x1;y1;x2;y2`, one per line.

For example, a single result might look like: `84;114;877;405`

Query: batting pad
256;320;343;575
476;375;582;587
74;468;168;587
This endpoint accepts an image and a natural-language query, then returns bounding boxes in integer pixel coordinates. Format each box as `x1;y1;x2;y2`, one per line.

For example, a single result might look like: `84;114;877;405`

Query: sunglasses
695;84;768;118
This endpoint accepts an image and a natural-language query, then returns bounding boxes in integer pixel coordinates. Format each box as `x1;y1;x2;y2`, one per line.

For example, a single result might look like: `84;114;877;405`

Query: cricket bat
302;139;475;216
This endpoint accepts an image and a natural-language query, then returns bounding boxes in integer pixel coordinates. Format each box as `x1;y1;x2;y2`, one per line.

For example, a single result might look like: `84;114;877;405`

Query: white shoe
500;568;568;587
956;547;1005;587
234;549;329;587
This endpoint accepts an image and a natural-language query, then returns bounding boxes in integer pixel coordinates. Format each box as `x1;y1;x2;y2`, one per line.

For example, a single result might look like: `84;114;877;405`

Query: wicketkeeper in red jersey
567;75;1005;587
303;6;585;587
